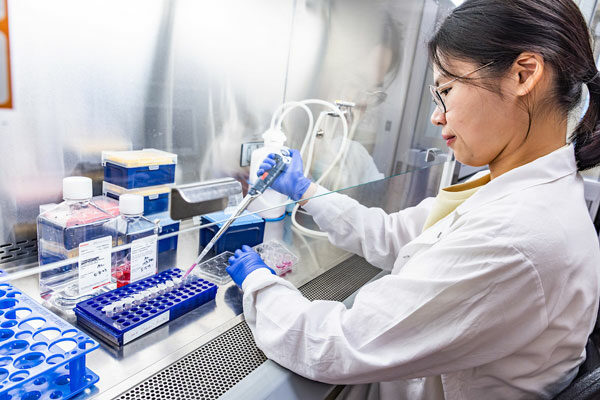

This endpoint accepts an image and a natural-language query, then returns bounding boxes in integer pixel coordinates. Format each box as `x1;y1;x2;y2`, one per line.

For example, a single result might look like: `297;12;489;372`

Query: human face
430;59;528;168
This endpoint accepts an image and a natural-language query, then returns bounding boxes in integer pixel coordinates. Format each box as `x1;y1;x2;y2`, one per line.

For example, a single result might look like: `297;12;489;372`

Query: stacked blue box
102;149;180;282
199;211;265;256
148;212;180;253
74;269;217;347
0;283;99;400
102;149;177;189
102;182;170;216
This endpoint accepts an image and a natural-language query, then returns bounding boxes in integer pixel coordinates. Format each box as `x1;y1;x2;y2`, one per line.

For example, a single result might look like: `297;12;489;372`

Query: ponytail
574;71;600;171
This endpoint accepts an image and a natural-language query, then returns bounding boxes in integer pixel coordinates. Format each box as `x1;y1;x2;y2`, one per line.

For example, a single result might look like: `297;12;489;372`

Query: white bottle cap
119;194;144;215
63;177;93;201
262;128;287;145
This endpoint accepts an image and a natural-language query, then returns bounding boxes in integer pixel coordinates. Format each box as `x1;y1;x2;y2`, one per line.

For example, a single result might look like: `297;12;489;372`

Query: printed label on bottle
130;235;157;283
78;236;112;295
123;310;169;344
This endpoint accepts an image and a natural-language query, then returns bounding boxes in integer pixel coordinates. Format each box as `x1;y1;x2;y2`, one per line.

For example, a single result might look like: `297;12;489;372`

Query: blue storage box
148;212;180;253
102;148;177;189
74;269;217;347
0;282;100;400
199;211;265;256
102;182;170;215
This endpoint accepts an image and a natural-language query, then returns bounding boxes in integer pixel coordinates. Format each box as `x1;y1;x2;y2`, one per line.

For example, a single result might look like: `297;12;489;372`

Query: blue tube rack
0;283;99;400
74;269;218;347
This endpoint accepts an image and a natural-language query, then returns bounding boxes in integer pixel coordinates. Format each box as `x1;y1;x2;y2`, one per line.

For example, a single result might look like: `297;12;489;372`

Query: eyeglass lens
429;85;446;113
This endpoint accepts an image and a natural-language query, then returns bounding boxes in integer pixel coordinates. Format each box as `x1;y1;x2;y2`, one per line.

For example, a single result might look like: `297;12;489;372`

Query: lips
442;133;456;146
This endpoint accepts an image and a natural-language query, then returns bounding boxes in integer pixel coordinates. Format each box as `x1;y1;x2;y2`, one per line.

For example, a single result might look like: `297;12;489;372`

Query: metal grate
113;255;381;400
0;238;38;265
299;255;381;302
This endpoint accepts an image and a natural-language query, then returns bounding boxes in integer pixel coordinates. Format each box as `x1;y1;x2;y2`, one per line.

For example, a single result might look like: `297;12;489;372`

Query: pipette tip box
199;211;265;256
0;282;100;400
103;182;170;215
102;148;177;189
74;269;217;347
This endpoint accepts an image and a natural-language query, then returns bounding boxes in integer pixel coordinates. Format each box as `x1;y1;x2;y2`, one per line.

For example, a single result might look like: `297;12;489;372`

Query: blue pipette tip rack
0;283;99;400
74;269;218;347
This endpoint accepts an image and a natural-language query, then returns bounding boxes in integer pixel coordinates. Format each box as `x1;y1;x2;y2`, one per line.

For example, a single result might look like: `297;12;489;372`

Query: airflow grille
0;239;38;264
113;255;381;400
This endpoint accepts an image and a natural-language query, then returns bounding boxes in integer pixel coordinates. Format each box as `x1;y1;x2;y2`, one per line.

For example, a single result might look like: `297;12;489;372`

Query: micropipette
181;149;292;280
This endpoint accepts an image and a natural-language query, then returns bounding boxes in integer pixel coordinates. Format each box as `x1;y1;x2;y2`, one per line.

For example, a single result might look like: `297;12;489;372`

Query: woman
226;0;600;398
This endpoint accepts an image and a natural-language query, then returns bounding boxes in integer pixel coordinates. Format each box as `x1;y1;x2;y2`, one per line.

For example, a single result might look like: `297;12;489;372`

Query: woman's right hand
257;149;312;201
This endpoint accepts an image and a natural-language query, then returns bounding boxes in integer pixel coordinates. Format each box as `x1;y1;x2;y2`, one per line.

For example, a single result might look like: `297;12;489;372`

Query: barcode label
123;311;169;344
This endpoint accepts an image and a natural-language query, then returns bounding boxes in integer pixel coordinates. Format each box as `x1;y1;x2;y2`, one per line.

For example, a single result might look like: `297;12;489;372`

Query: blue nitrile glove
257;149;312;201
227;245;275;288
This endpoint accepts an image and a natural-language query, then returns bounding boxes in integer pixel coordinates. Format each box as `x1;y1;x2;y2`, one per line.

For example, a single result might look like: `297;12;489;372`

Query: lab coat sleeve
303;185;435;271
241;226;548;384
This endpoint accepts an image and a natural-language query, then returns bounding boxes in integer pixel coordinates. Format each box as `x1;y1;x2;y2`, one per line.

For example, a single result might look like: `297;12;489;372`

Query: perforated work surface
113;255;381;400
0;238;37;265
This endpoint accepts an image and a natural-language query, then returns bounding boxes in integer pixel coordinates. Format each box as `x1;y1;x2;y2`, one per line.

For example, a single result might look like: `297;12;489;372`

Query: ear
511;52;545;97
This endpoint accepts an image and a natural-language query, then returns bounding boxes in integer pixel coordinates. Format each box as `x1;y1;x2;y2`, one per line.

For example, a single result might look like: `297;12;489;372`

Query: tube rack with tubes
74;269;217;347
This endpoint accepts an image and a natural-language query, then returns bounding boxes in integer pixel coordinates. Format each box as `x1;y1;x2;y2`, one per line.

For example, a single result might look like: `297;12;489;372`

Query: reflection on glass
0;0;453;284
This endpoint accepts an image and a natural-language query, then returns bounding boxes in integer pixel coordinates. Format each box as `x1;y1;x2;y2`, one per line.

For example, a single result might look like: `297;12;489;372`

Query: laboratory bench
6;215;384;400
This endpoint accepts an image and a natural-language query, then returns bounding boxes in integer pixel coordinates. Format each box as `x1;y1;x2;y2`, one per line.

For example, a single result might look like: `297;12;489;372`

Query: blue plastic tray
74;269;217;347
0;283;99;400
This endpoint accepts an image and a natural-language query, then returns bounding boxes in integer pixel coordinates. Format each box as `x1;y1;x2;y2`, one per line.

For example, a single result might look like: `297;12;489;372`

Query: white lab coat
241;144;600;400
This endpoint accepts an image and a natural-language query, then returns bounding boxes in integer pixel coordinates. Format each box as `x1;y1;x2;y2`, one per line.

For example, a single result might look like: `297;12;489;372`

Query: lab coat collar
455;144;577;216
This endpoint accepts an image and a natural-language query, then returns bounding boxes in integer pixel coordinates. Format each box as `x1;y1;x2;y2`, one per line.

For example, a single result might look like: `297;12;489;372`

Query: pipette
181;149;292;280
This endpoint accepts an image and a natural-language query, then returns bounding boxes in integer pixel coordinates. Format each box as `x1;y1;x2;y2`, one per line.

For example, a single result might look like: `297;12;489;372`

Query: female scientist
226;0;600;398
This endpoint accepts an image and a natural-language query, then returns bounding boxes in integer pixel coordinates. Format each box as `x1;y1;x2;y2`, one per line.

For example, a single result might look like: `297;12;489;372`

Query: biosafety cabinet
0;0;597;399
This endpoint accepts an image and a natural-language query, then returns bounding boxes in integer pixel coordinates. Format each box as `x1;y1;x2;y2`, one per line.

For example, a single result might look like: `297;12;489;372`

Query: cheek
448;92;507;163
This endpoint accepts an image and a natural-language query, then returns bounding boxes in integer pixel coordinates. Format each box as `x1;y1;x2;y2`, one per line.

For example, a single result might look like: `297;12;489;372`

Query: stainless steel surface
10;219;352;399
0;0;447;265
1;160;445;398
113;255;381;400
170;178;242;221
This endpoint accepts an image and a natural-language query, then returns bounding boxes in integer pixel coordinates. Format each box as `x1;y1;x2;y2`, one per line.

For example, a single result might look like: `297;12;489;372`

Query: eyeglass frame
429;61;495;114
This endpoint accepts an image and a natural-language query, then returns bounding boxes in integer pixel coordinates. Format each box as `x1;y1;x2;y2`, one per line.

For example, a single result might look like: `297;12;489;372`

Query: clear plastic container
254;240;298;276
38;177;116;310
247;129;288;219
194;252;234;285
92;194;120;217
111;194;159;288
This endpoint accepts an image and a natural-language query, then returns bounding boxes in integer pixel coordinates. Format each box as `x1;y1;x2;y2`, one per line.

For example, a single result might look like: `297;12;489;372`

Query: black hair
428;0;600;171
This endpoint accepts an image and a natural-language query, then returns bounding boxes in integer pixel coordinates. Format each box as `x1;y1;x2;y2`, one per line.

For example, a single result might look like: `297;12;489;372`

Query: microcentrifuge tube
165;280;175;291
123;298;133;310
157;283;165;294
113;301;124;314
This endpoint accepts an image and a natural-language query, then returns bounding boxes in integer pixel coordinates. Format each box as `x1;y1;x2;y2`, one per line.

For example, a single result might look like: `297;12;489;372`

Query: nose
430;107;446;126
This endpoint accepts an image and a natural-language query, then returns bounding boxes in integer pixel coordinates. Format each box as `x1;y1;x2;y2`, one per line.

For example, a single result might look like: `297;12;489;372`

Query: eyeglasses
429;61;495;114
